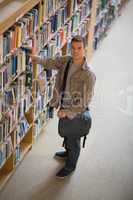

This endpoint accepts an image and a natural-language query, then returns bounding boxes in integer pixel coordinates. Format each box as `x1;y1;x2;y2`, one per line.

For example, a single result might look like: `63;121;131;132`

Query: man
31;35;96;178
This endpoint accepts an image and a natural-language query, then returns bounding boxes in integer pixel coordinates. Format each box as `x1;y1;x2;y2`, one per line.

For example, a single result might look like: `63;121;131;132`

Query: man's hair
71;35;85;47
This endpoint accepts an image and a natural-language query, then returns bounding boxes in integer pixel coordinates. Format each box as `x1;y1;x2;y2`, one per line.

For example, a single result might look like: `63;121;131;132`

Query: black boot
56;166;75;178
54;151;68;159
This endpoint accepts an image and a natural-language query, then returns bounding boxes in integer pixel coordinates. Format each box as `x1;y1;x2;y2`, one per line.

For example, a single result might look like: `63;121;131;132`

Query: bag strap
62;137;67;148
83;136;87;148
60;58;71;108
61;58;71;92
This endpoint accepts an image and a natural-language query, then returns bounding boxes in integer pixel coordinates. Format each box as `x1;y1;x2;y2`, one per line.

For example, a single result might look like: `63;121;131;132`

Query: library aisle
0;1;133;200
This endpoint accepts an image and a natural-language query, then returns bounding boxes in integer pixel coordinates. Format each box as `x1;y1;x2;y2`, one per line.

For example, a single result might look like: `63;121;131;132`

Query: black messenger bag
58;109;92;138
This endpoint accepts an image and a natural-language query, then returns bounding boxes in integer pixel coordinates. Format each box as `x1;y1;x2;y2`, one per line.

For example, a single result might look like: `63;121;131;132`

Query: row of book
16;117;30;145
40;45;57;60
0;117;30;167
0;107;17;143
15;125;30;164
38;0;82;33
33;112;45;138
70;1;91;35
32;43;57;136
57;0;91;43
0;135;13;168
93;0;123;50
40;5;68;46
68;0;84;16
14;0;92;53
0;4;37;168
0;8;39;64
0;74;33;112
44;0;67;19
40;0;92;49
33;104;54;138
0;50;26;93
34;79;55;120
77;18;91;37
0;91;33;143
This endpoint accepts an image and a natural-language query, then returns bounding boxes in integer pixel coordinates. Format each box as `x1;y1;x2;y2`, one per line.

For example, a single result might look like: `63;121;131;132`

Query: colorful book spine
0;35;3;65
0;8;39;61
0;143;7;167
39;0;44;30
0;87;32;141
15;144;20;163
41;3;68;46
0;135;13;168
16;117;30;143
94;0;121;50
0;49;27;93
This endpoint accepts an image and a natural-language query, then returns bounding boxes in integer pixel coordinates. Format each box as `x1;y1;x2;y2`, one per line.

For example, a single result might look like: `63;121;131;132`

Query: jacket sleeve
39;56;69;70
84;70;96;106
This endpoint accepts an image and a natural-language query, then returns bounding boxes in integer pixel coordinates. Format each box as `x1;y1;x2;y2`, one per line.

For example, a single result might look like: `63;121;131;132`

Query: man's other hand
30;55;41;64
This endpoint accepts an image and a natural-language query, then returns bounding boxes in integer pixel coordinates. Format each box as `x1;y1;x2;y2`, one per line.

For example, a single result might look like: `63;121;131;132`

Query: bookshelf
0;0;40;34
92;0;130;51
0;0;41;190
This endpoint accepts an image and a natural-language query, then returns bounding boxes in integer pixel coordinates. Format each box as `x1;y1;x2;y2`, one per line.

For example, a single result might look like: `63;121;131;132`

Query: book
0;122;3;143
0;35;3;65
16;116;30;144
15;144;20;162
0;65;9;93
0;8;39;62
0;67;4;92
94;0;120;50
0;143;6;167
0;135;13;167
6;135;13;158
39;0;44;30
16;23;22;48
25;62;32;89
0;97;2;121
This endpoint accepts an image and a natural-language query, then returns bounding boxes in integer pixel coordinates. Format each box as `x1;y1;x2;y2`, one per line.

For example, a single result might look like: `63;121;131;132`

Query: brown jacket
40;55;96;117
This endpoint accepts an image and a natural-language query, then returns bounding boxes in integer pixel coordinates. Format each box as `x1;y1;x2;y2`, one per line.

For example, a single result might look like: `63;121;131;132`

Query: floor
0;1;133;200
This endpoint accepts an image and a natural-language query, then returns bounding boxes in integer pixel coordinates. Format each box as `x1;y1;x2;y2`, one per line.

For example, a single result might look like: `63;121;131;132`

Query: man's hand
57;109;66;118
30;54;41;64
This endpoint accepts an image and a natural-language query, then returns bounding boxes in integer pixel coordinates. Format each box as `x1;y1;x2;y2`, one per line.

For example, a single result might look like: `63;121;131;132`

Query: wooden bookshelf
0;0;40;34
0;153;14;190
0;142;32;191
0;0;39;190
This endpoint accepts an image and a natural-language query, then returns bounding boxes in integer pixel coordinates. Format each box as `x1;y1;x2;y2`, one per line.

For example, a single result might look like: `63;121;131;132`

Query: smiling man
31;35;96;178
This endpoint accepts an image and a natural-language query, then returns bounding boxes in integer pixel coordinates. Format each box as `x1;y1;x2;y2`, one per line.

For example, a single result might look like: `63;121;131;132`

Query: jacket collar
70;56;90;71
82;57;90;70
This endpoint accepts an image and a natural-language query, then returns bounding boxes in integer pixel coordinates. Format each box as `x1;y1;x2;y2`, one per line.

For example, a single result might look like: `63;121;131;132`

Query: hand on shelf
30;54;41;65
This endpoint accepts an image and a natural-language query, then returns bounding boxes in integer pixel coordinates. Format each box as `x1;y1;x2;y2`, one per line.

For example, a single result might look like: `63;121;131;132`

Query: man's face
71;41;85;61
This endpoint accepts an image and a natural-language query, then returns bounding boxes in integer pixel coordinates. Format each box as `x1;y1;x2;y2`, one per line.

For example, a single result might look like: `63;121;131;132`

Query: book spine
0;34;3;65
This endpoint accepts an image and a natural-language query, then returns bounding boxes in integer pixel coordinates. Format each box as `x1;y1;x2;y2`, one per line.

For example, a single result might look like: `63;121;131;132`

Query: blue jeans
64;137;81;170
